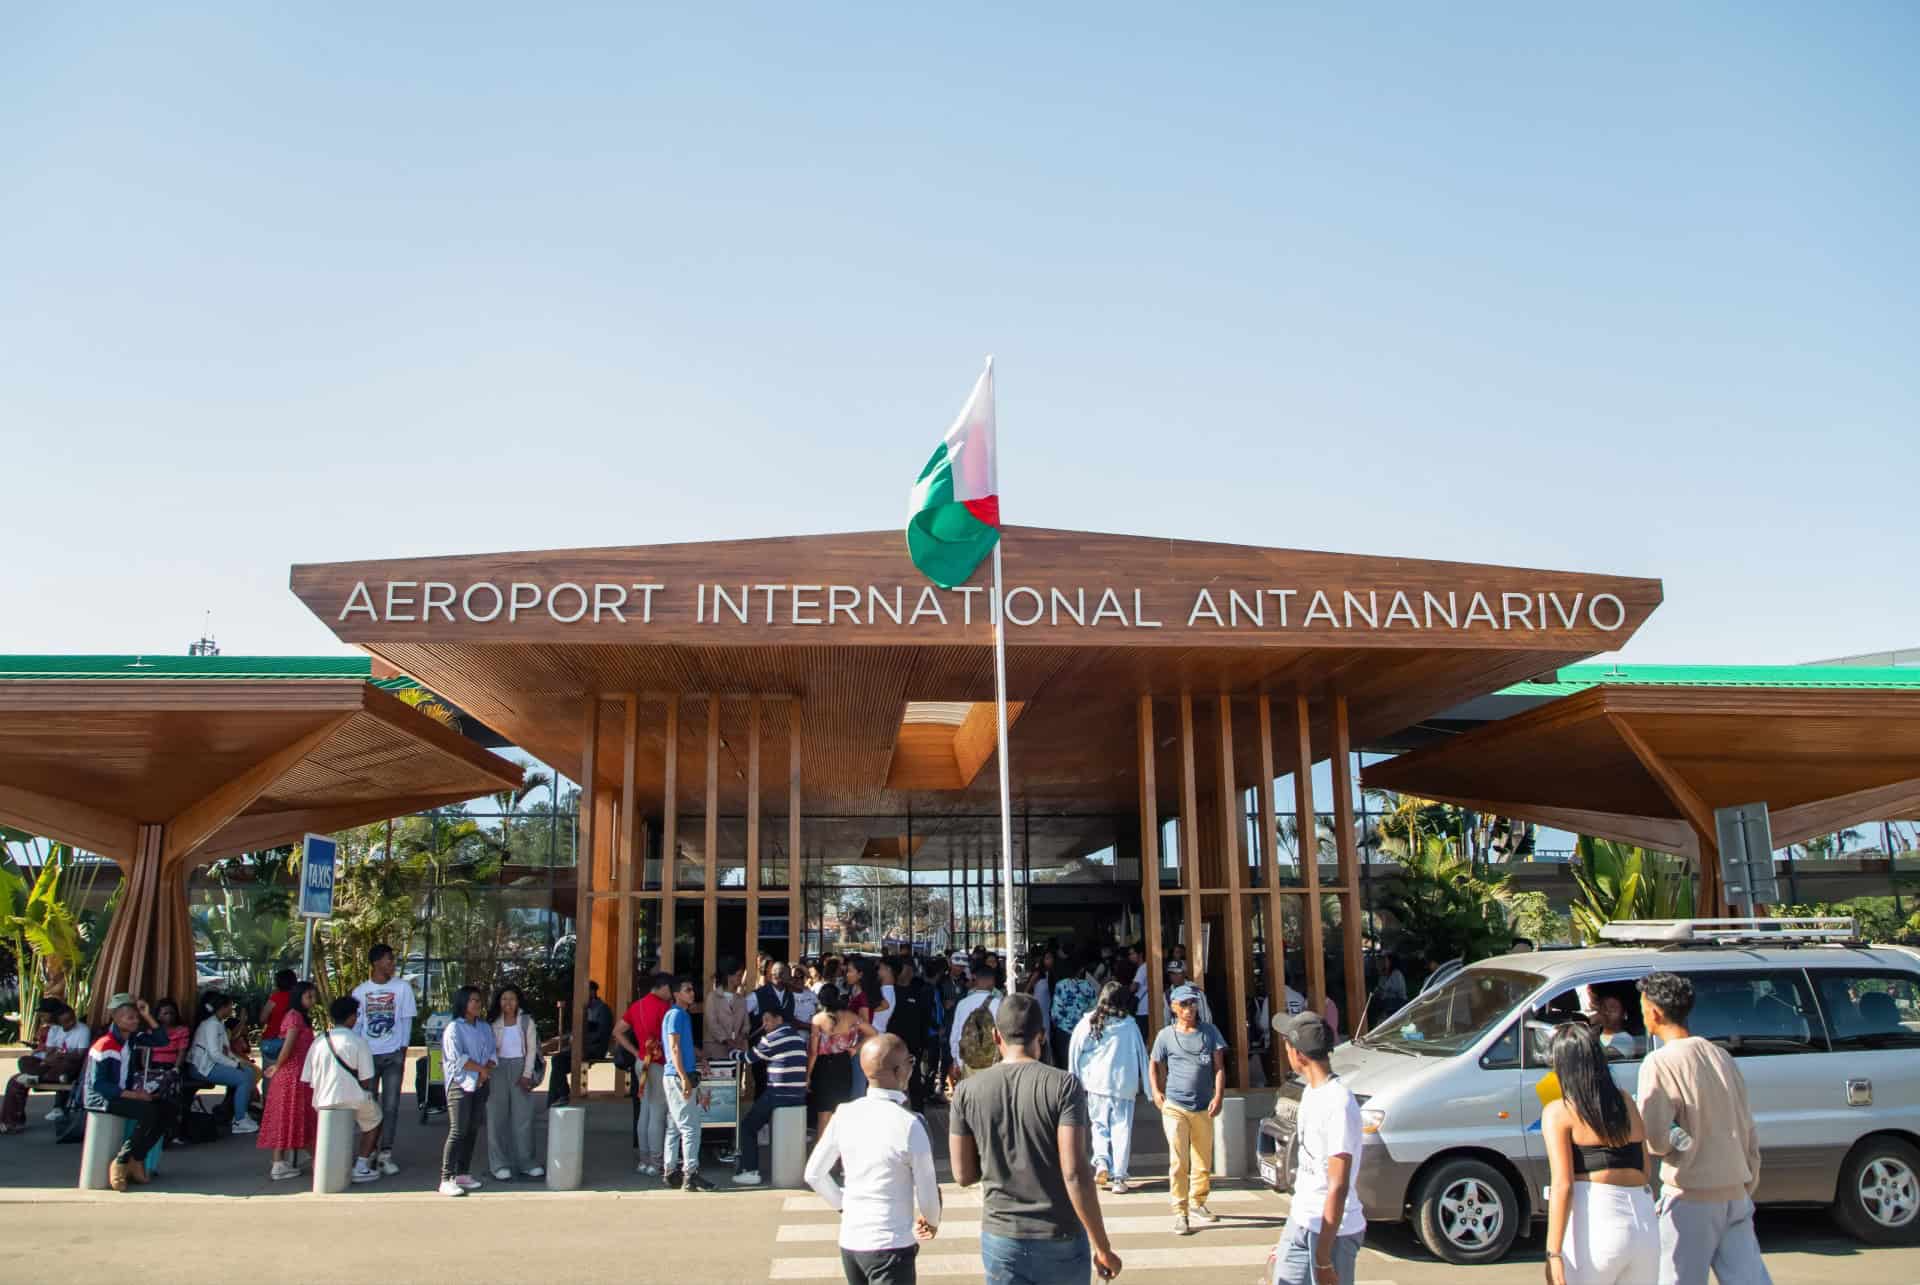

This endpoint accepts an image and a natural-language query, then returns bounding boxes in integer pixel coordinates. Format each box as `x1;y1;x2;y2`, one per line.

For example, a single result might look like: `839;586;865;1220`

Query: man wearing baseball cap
1271;1012;1365;1285
1150;982;1227;1235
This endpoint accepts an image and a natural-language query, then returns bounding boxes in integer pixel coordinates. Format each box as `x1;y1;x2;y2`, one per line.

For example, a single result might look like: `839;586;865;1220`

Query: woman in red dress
256;981;318;1180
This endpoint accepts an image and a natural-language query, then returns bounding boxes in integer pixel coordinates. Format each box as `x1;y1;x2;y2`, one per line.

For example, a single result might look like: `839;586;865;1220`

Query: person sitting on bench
189;993;261;1134
84;996;180;1192
0;1002;89;1133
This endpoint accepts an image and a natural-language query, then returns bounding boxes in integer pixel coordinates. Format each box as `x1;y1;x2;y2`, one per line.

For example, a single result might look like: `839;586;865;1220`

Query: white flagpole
991;539;1018;970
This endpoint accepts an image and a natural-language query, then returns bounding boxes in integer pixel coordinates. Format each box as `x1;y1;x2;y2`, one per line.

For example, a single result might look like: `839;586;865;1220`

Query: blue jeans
1272;1222;1362;1285
663;1073;702;1173
980;1231;1089;1285
1087;1091;1135;1182
201;1063;253;1118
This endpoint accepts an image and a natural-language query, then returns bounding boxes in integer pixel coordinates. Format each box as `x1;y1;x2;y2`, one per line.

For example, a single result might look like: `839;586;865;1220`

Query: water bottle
1669;1123;1694;1152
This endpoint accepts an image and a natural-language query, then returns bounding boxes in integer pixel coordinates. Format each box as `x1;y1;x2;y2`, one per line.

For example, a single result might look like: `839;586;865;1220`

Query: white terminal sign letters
335;578;1629;634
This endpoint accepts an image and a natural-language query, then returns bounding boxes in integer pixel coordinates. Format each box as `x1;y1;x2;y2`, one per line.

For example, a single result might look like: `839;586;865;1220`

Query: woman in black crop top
1542;1023;1656;1285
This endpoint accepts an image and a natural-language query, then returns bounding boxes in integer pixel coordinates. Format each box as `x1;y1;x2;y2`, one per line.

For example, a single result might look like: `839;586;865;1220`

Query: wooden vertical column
745;697;762;966
1216;693;1250;1089
1256;695;1285;1077
1329;694;1367;1035
788;705;802;963
1178;691;1202;988
1137;695;1166;1033
703;695;720;991
1293;690;1326;1014
569;698;600;1098
659;696;679;979
1610;713;1727;916
616;694;639;1092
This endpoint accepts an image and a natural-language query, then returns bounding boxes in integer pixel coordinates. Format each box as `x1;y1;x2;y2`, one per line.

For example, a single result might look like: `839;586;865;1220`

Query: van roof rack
1598;917;1858;947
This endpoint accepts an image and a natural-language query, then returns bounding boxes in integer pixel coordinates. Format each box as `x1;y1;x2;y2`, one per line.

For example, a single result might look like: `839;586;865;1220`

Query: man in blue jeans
661;976;712;1192
949;992;1123;1283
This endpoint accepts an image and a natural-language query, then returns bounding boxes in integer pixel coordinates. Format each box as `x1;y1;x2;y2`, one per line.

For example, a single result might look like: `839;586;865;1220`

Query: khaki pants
1160;1102;1213;1214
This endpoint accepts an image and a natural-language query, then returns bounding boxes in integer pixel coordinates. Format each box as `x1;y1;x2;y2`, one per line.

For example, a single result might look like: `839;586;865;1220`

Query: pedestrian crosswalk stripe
780;1187;1267;1212
768;1244;1286;1279
777;1214;1282;1242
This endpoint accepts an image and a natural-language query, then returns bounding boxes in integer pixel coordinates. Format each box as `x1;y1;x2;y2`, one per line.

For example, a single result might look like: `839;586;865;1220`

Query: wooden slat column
1137;694;1166;1033
1293;690;1326;1014
660;696;679;979
1178;692;1202;988
569;697;600;1098
1256;694;1284;1078
616;694;639;1094
1216;693;1250;1089
788;706;802;963
703;696;720;991
1329;694;1367;1035
745;697;762;967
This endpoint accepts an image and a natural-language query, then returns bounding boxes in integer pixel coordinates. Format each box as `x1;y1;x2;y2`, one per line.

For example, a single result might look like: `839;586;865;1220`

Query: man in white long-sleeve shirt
805;1033;941;1284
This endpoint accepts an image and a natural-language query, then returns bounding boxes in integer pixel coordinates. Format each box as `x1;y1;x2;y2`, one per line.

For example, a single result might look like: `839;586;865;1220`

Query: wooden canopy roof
1361;685;1920;862
0;678;524;866
292;527;1661;814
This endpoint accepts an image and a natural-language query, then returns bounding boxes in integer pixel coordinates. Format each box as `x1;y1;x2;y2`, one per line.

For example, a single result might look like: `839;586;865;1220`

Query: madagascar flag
907;359;1001;589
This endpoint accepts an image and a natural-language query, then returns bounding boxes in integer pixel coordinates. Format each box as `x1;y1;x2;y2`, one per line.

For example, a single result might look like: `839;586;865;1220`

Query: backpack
957;995;1002;1076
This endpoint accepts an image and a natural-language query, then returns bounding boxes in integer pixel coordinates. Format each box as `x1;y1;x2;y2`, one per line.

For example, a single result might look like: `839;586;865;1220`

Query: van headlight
1359;1107;1386;1135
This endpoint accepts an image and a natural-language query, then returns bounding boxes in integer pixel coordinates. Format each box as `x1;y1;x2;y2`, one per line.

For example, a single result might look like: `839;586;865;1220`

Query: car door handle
1847;1078;1873;1107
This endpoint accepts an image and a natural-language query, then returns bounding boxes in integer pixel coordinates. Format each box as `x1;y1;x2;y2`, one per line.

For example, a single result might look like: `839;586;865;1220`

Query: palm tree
1568;837;1696;944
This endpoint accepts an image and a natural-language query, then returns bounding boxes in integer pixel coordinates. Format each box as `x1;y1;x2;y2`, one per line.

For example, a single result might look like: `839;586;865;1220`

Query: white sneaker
523;1166;545;1179
492;1167;512;1181
732;1170;764;1185
1190;1202;1219;1224
231;1118;259;1135
1109;1178;1131;1195
636;1161;659;1176
378;1152;400;1176
351;1163;380;1184
269;1161;300;1181
438;1179;467;1197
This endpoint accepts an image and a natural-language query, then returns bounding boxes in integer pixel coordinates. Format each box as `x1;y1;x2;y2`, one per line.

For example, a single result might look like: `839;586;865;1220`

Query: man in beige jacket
1636;971;1772;1285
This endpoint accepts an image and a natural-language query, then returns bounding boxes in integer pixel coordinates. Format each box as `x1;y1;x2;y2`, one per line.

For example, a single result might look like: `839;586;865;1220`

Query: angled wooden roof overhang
0;678;525;865
290;527;1663;814
1360;685;1920;861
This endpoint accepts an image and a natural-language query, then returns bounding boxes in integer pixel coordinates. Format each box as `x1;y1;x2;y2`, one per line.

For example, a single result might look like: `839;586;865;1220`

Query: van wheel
1413;1158;1521;1264
1835;1136;1920;1244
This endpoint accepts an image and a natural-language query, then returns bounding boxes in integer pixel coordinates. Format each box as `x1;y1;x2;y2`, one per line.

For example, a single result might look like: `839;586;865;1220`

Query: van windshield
1362;967;1545;1057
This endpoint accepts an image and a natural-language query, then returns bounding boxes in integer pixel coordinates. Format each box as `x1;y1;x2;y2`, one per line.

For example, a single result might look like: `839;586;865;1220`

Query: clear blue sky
5;4;1915;662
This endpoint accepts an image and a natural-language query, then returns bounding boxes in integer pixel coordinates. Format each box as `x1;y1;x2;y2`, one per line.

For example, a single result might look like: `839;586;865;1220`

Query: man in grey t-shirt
949;993;1122;1284
1150;983;1227;1235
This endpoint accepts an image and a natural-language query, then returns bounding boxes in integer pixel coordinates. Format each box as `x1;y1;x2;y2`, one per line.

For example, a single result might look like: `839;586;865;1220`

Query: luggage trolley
698;1053;750;1165
415;1010;451;1125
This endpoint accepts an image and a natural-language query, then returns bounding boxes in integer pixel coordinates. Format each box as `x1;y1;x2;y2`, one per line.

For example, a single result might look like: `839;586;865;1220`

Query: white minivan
1257;921;1920;1264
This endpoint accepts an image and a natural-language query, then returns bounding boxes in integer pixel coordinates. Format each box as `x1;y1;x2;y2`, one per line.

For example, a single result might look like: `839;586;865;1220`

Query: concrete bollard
312;1105;358;1194
78;1111;118;1191
770;1104;807;1189
1212;1095;1248;1179
546;1106;585;1190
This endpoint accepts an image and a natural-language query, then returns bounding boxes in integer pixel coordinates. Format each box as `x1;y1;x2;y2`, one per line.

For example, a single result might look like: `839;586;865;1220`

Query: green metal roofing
1500;664;1920;697
0;655;418;692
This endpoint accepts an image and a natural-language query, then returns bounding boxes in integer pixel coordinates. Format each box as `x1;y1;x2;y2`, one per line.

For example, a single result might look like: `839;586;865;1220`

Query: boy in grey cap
1272;1012;1365;1285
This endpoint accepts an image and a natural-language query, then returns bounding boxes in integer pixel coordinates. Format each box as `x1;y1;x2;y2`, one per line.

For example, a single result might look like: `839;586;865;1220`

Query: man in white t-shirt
304;995;384;1183
351;943;417;1175
1274;1012;1365;1285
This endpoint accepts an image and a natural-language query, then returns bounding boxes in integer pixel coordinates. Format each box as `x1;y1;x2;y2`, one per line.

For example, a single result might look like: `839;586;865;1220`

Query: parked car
1258;920;1920;1263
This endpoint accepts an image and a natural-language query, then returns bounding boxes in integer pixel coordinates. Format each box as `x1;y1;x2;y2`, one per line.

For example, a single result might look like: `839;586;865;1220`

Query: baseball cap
949;952;970;968
1170;983;1203;1005
107;992;136;1011
1280;1011;1334;1058
1167;960;1187;975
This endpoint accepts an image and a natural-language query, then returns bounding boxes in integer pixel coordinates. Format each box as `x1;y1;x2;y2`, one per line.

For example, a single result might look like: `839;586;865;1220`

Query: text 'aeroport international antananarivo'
335;579;1630;632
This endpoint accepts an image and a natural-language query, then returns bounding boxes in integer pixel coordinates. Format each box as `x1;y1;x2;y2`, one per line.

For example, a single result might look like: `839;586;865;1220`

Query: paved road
8;1176;1917;1284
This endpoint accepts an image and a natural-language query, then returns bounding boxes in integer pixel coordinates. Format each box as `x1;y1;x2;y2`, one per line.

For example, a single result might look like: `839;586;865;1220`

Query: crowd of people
5;941;1774;1285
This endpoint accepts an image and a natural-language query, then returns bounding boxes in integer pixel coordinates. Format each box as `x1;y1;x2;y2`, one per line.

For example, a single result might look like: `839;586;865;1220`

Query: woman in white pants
1543;1022;1657;1285
487;986;545;1181
1067;980;1152;1193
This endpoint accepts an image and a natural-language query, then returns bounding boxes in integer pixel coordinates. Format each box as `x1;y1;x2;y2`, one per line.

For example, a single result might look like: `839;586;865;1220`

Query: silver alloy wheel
1437;1175;1505;1250
1859;1155;1920;1229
